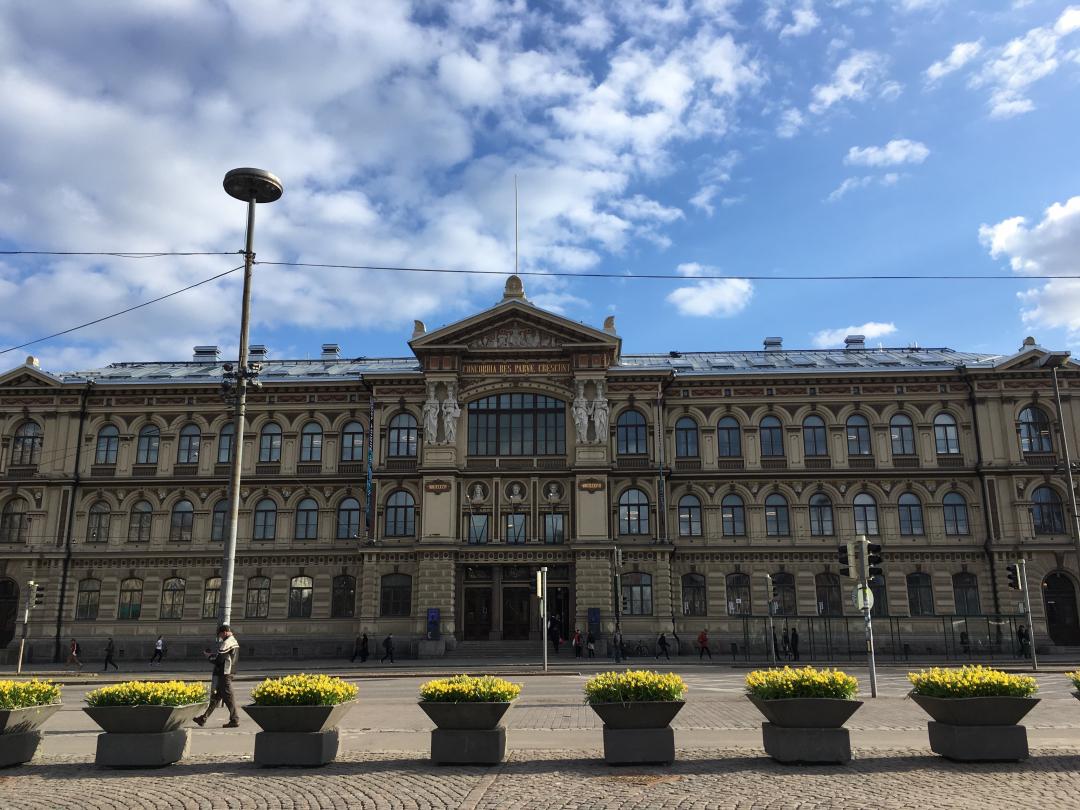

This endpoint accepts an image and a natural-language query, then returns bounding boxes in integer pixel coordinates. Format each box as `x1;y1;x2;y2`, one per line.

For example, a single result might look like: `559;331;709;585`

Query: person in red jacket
697;628;712;661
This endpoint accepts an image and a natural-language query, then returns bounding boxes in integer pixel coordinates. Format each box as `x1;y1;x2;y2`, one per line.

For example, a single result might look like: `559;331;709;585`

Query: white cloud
845;138;929;167
897;0;946;11
781;2;821;38
809;50;889;113
667;262;753;316
776;107;805;138
812;321;897;348
825;173;905;202
925;41;983;84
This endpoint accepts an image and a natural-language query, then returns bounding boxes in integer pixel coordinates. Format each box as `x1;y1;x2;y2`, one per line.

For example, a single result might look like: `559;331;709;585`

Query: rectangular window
505;514;526;544
468;514;489;544
544;513;565;544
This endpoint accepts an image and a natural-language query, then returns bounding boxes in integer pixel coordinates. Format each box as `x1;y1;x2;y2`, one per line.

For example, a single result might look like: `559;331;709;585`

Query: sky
0;0;1079;371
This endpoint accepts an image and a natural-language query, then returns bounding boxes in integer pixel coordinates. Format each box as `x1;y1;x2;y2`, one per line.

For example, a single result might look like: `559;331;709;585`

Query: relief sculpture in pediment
468;323;560;350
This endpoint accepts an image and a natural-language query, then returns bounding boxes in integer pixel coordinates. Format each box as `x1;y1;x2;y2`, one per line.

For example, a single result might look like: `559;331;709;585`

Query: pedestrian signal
1007;563;1022;590
837;542;856;579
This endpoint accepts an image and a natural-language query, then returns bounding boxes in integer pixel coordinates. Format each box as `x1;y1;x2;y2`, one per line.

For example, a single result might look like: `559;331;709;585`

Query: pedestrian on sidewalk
612;628;624;664
66;638;82;670
586;630;596;658
350;633;365;663
1017;624;1031;659
697;628;712;661
549;615;561;654
355;633;369;663
655;631;670;661
781;627;791;660
572;629;583;658
381;633;395;664
773;630;781;662
790;626;800;662
193;624;240;729
150;635;165;666
103;638;118;671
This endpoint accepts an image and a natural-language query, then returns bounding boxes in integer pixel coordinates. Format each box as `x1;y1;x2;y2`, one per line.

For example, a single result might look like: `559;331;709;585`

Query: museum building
2;275;1080;662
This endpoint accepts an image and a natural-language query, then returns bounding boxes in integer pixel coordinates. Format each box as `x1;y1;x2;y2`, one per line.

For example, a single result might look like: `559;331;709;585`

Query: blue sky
0;0;1079;369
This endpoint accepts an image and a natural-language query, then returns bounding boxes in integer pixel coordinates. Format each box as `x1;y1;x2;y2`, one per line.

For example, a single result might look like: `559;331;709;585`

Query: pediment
993;347;1075;371
0;364;63;388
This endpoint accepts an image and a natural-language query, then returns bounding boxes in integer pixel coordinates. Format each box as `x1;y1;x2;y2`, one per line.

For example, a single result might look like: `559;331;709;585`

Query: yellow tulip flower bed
745;666;858;700
908;666;1038;698
251;674;358;706
85;680;207;707
1066;670;1080;691
584;670;687;704
0;679;61;710
419;674;522;703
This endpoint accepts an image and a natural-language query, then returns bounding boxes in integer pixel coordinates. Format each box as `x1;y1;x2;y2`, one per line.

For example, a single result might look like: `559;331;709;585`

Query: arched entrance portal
0;579;18;649
1043;572;1080;645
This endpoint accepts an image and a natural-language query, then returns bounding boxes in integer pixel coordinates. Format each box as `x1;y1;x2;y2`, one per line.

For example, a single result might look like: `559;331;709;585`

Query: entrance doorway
502;588;531;640
1043;572;1080;645
464;588;492;641
0;579;18;649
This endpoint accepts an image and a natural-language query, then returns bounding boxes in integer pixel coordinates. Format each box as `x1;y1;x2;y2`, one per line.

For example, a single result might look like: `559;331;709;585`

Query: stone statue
572;381;593;444
442;383;461;445
422;383;440;444
592;380;609;439
471;483;485;503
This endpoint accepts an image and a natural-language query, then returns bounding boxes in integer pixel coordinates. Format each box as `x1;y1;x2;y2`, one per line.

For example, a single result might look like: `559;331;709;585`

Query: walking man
549;615;561;654
572;629;583;658
150;635;165;666
612;627;624;664
1017;624;1031;659
697;628;712;661
67;638;82;670
193;624;240;728
103;638;118;671
655;631;670;660
790;626;800;662
586;630;596;658
381;633;394;664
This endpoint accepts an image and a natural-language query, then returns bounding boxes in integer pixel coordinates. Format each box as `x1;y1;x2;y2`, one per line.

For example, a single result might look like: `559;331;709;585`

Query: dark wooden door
1044;573;1080;645
464;588;492;641
0;579;18;649
502;588;531;640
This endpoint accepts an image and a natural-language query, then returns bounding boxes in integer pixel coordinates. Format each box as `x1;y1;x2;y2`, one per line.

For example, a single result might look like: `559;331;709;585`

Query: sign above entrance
462;360;571;376
578;479;605;492
425;480;452;494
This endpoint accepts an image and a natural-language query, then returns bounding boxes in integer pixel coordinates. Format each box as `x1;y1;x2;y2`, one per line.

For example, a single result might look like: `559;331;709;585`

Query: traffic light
865;543;883;579
33;583;45;608
1007;563;1022;590
837;542;856;579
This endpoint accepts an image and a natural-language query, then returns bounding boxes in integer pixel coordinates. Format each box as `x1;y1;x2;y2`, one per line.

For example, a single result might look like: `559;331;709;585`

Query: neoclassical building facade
2;275;1080;662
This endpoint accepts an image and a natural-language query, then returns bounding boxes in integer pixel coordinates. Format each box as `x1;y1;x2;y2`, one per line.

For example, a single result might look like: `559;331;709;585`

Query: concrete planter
588;701;685;765
243;701;357;767
418;702;512;765
910;694;1040;762
747;696;862;764
0;703;61;767
243;701;357;733
84;703;207;768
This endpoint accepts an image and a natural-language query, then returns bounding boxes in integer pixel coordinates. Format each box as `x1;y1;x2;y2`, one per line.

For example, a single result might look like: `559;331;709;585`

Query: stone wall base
0;731;42;768
927;721;1029;762
430;727;506;765
602;726;675;765
761;723;851;764
254;729;340;767
95;729;190;768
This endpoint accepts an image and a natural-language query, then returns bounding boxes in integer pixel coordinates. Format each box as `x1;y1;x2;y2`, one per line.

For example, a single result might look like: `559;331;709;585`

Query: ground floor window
288;575;313;618
381;573;412;617
332;575;355;618
682;573;706;616
726;573;751;615
621;572;653;615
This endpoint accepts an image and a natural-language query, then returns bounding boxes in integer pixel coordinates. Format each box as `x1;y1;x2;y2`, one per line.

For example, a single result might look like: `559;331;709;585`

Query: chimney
844;335;866;350
248;344;269;361
763;337;782;352
321;343;341;360
193;345;221;363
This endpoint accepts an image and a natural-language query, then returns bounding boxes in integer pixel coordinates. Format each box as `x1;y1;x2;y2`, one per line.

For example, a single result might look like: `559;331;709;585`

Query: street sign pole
16;579;33;675
1019;558;1038;672
858;535;878;698
539;566;549;672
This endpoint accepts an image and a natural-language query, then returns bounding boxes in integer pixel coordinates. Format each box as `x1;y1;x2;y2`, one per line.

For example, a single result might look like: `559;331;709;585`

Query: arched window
300;422;323;462
765;494;790;536
136;425;160;465
1019;406;1052;453
809;494;834;536
717;416;741;457
721;494;745;536
160;577;186;620
177;424;201;464
803;415;827;457
337;497;362;539
246;576;271;618
253;498;277;540
295;498;319;540
898;493;924;536
618;488;650;535
380;573;412;616
678;494;702;537
890;414;915;456
12;422;42;465
682;573;707;616
211;500;229;542
117;577;143;620
726;573;751;615
943;492;969;535
934;413;960;455
75;578;100;620
1;499;29;543
127;500;152;543
288;575;313;618
169;500;194;542
616;410;647;455
467;395;566;455
385;491;415;536
217;422;235;464
202;576;221;619
674;417;699;458
771;572;797;616
332;574;356;618
341;421;365;461
259;422;282;463
388;413;418;457
816;572;842;616
86;502;110;543
760;416;784;457
621;572;653;615
1032;486;1065;534
953;572;980;616
95;425;119;465
846;414;871;456
853;493;879;536
907;572;934;616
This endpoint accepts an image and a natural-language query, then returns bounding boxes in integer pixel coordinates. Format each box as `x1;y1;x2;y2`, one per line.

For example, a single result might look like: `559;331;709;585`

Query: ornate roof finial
503;274;526;301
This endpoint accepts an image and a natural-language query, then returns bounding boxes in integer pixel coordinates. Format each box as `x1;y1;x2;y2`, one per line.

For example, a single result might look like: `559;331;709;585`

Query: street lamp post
219;168;283;626
1051;363;1080;569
